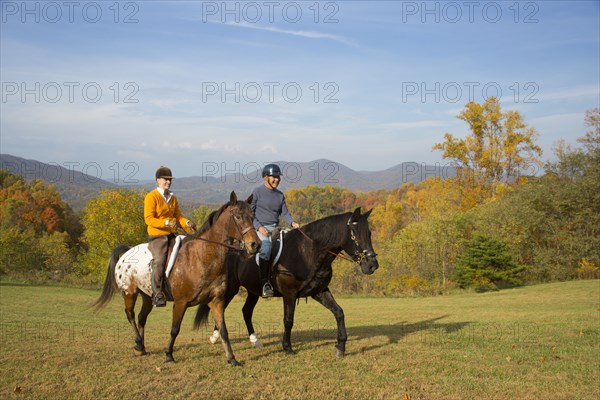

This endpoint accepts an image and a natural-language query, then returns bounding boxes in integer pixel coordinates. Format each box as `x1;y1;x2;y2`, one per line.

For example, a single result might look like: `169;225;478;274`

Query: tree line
1;100;598;294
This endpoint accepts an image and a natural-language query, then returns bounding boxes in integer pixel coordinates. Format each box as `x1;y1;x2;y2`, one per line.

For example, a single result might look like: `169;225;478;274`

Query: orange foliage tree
0;170;79;277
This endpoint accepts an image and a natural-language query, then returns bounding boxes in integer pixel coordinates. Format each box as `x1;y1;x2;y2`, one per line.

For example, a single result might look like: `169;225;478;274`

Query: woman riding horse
94;191;260;365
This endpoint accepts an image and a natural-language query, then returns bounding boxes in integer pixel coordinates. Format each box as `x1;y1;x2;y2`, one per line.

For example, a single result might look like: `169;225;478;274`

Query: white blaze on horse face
114;244;153;297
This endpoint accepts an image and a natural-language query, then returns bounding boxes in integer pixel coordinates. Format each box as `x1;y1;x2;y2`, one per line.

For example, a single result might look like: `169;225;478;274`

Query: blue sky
1;0;598;182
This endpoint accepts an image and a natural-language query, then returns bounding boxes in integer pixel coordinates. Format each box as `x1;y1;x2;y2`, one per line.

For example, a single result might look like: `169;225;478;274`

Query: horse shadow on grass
222;315;471;359
144;315;469;363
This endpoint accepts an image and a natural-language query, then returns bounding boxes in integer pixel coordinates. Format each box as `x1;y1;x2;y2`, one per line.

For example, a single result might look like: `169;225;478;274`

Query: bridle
228;207;255;250
346;218;378;265
191;206;255;251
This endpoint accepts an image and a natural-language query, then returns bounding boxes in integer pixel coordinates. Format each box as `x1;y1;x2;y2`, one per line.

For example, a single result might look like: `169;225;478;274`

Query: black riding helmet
262;163;282;178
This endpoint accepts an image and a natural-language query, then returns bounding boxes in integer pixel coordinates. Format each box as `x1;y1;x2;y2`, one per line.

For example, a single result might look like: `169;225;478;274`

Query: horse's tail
193;304;211;331
93;244;130;311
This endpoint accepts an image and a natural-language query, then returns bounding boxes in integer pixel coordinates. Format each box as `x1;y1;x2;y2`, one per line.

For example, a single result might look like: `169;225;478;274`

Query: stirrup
152;292;167;307
261;282;274;298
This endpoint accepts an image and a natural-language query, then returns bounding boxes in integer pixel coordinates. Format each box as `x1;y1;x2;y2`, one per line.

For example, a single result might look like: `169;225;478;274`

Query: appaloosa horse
94;192;260;365
195;207;378;357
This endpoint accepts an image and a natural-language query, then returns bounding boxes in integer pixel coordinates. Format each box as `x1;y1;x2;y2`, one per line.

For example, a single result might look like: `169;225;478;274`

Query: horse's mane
294;212;351;251
196;204;228;236
182;201;231;244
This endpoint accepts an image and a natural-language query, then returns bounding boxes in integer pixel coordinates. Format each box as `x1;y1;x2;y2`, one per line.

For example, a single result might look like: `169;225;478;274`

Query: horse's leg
208;325;220;344
209;281;241;345
312;288;346;358
282;293;297;354
242;292;262;347
123;292;145;356
135;292;153;356
165;300;187;363
210;298;240;366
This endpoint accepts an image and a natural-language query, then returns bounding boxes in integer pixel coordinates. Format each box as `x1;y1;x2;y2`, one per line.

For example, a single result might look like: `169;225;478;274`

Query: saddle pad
165;235;185;277
256;228;288;266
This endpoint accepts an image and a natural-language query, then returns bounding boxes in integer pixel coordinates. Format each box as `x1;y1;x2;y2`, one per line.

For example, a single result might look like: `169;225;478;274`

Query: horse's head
225;191;261;255
344;207;379;275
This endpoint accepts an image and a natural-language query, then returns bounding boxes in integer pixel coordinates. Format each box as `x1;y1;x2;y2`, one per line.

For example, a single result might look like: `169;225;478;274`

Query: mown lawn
0;280;598;399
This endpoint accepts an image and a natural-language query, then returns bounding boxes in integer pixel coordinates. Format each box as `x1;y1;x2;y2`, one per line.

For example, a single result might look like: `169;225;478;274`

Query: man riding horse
251;163;300;297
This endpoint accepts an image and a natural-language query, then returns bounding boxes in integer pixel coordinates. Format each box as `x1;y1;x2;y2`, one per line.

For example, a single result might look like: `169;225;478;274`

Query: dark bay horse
194;207;378;357
94;191;260;365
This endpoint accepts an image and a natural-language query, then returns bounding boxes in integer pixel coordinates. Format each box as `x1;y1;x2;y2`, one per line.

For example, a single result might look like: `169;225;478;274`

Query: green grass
1;280;598;399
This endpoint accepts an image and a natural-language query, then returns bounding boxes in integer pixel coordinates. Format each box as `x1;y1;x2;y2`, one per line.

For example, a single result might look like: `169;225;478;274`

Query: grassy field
0;280;598;399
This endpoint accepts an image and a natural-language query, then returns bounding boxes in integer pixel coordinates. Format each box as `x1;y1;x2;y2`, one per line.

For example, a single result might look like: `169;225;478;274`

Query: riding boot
259;258;274;298
151;260;167;307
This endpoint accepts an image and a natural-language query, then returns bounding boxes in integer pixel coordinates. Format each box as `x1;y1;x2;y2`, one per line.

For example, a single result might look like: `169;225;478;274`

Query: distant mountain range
1;154;455;211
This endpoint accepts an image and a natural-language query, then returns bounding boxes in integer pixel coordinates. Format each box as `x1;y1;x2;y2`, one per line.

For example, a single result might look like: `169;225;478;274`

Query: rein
193;236;246;251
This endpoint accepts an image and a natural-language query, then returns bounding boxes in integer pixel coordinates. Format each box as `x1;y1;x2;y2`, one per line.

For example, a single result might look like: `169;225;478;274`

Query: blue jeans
257;224;276;261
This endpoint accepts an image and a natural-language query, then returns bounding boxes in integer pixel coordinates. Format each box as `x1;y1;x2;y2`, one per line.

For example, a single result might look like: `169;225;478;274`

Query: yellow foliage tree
370;194;403;242
433;97;542;202
78;189;147;281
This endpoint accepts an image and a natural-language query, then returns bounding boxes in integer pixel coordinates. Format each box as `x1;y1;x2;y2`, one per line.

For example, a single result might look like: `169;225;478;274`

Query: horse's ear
350;207;361;222
363;208;373;219
230;191;237;204
246;194;253;204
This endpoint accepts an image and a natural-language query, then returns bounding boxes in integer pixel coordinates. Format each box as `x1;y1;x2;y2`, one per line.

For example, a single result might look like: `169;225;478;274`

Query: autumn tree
433;97;542;202
0;170;78;278
286;186;360;223
78;189;147;281
370;193;403;242
470;109;600;281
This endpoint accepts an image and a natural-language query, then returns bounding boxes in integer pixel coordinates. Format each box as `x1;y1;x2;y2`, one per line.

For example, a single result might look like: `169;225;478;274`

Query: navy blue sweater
251;185;294;230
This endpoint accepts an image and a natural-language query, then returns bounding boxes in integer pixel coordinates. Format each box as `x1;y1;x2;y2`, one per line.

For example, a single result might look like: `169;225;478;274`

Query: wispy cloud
222;21;357;47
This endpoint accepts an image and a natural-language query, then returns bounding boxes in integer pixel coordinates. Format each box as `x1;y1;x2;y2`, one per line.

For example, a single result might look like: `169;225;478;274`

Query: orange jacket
144;189;190;236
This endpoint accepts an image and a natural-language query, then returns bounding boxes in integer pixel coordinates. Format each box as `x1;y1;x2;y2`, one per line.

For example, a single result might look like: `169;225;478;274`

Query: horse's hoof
284;348;296;355
251;340;263;348
165;355;175;363
229;359;241;367
334;348;345;358
133;347;147;357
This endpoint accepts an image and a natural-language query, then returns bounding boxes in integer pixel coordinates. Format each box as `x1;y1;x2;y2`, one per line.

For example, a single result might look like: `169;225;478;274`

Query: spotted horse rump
114;244;153;296
115;235;185;296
